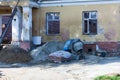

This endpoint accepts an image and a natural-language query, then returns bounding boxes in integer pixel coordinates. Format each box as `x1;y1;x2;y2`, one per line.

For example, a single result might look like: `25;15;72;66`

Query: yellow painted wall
32;3;120;42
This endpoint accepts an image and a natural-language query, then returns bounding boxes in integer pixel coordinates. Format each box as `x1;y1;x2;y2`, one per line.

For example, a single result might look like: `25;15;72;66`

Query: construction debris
31;41;65;62
49;50;72;63
0;45;32;64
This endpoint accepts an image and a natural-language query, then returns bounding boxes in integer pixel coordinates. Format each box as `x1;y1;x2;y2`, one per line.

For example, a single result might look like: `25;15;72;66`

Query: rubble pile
31;41;65;62
49;50;72;63
0;45;32;64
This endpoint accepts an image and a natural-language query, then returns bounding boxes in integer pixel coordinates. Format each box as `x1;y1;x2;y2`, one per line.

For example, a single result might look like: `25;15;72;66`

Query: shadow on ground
0;55;120;69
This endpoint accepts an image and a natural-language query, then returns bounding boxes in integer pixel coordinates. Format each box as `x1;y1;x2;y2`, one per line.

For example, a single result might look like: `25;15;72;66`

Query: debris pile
49;50;72;63
31;39;118;64
0;45;32;64
31;41;65;62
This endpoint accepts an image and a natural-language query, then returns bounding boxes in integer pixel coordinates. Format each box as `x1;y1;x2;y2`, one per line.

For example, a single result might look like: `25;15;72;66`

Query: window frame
82;11;98;35
46;12;60;35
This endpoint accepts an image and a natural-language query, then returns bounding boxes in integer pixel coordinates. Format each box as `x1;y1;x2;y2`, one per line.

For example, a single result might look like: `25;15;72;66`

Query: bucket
32;36;41;45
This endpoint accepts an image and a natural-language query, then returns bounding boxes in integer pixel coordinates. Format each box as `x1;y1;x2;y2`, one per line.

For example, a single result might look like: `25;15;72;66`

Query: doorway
1;16;12;44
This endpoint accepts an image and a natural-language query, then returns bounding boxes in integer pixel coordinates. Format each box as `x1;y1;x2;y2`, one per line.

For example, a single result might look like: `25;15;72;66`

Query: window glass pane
54;13;59;20
47;13;54;20
89;19;97;34
46;12;60;35
83;11;97;35
84;20;88;33
48;21;60;34
91;12;97;18
84;12;89;18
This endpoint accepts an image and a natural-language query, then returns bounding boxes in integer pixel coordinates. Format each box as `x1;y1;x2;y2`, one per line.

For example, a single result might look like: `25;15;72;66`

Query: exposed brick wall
83;42;120;57
95;42;120;52
83;44;96;54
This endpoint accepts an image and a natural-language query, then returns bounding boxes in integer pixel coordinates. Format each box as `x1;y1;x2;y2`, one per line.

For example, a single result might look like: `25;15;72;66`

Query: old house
1;0;120;53
0;0;35;50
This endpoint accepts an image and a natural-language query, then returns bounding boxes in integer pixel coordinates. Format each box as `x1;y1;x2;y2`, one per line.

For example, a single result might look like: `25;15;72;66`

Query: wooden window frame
46;12;60;35
82;11;98;35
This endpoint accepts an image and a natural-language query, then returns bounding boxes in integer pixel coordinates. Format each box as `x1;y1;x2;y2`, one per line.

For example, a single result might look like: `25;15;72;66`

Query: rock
49;50;72;63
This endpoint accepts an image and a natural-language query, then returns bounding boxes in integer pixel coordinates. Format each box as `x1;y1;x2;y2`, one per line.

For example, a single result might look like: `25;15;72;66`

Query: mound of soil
0;45;32;64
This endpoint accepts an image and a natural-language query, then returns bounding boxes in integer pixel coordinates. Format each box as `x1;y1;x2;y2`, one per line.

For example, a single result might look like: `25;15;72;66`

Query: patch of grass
95;74;120;80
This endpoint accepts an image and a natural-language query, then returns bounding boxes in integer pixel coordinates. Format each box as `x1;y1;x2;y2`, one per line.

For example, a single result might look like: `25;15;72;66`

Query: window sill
83;33;97;35
46;34;61;36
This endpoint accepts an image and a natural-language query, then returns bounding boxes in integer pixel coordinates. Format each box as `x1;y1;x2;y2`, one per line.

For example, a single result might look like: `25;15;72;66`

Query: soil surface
0;56;120;80
0;45;32;63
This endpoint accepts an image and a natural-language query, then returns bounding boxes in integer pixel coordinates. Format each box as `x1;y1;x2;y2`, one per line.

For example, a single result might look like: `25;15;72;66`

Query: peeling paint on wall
61;28;69;41
104;28;116;41
33;3;120;42
21;7;32;41
97;26;104;34
23;13;29;21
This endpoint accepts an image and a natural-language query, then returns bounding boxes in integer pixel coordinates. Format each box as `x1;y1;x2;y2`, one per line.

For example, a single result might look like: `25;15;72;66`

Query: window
46;12;60;35
83;11;97;35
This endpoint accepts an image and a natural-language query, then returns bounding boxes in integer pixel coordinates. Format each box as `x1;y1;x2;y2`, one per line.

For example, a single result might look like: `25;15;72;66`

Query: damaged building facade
0;0;33;50
1;0;120;53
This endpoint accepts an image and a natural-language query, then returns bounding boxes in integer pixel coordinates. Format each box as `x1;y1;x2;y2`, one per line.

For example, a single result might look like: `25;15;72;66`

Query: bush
95;74;120;80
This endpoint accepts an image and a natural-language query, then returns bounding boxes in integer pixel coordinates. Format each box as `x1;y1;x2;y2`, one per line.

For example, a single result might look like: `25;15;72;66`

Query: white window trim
46;12;60;35
82;11;98;35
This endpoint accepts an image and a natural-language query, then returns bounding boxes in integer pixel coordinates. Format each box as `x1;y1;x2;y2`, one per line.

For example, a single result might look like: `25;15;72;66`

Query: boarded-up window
83;11;97;35
46;12;60;35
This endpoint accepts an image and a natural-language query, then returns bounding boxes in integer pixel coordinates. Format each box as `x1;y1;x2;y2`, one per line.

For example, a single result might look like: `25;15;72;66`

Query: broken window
46;12;60;35
83;11;97;35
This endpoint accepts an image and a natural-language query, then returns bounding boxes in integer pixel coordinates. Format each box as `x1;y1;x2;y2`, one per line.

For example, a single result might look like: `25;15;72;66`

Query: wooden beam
0;6;11;10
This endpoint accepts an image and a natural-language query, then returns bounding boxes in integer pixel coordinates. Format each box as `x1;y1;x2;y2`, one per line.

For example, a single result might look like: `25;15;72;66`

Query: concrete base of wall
19;41;31;51
11;41;31;51
11;41;20;46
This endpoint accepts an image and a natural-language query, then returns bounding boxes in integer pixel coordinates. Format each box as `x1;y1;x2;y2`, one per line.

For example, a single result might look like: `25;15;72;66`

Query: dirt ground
0;56;120;80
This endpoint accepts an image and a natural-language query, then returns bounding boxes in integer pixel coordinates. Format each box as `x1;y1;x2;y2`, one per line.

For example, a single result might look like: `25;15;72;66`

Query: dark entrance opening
2;16;12;44
88;48;93;53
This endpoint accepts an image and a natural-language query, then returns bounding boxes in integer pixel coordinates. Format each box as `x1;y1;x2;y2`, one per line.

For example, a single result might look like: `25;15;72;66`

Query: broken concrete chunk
49;50;72;63
49;50;71;58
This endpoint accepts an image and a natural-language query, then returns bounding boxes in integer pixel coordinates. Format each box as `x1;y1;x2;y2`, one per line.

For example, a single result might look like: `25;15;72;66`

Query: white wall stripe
39;1;120;7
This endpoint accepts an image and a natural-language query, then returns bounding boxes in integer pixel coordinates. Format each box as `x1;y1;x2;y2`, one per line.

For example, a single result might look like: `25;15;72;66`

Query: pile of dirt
31;41;65;62
0;45;32;64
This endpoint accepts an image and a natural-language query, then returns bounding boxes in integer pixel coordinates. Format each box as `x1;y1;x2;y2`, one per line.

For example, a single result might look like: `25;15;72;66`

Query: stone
49;50;72;63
